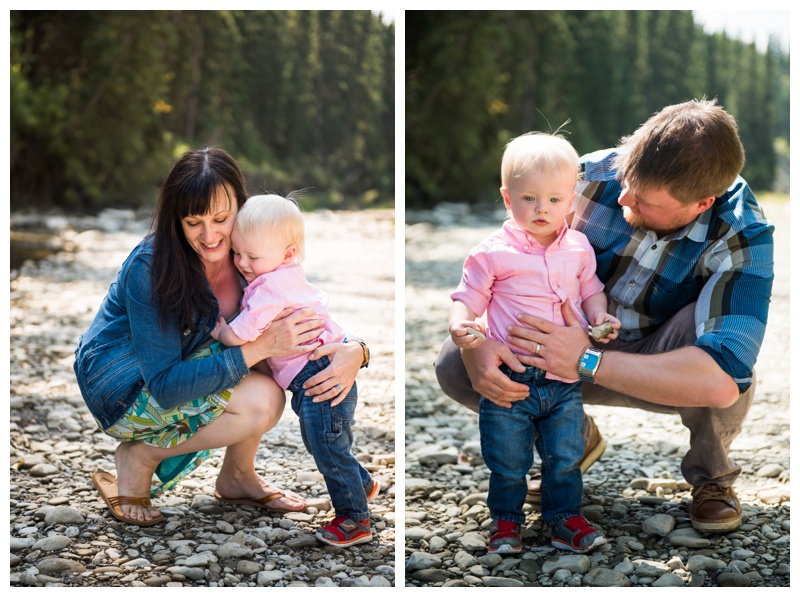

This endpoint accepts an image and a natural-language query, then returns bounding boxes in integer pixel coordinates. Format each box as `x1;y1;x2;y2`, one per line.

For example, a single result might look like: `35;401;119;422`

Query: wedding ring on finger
535;343;541;355
334;384;343;393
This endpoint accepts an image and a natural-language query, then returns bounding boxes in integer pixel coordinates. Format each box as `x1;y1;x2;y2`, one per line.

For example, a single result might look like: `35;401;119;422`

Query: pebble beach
403;200;790;588
9;208;396;588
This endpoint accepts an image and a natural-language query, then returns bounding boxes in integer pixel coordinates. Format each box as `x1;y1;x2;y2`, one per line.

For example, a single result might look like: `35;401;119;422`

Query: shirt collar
659;207;712;242
501;219;569;249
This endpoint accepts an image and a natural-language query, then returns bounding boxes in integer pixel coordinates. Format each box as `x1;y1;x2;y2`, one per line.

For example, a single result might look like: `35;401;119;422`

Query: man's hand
507;299;590;379
462;338;529;408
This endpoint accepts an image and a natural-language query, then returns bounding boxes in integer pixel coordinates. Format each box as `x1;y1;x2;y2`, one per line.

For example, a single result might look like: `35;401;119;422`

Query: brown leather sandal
91;471;164;526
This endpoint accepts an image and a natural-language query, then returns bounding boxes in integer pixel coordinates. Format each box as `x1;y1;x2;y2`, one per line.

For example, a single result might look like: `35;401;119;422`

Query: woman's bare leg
113;372;286;522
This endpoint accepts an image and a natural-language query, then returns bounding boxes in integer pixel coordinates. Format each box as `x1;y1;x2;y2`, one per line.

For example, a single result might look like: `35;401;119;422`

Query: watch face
581;352;600;370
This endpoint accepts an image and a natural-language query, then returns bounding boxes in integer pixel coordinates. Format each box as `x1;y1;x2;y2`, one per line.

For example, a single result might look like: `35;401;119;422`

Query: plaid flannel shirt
571;148;774;391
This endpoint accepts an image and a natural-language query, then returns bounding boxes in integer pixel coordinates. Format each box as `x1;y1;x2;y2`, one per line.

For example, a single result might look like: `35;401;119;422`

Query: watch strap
346;336;370;369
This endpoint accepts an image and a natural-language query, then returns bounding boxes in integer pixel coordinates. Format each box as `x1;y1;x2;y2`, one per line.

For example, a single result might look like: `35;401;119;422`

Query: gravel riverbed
10;208;396;588
403;201;790;588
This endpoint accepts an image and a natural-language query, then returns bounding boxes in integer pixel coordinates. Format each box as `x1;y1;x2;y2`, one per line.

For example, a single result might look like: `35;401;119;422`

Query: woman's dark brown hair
150;147;247;331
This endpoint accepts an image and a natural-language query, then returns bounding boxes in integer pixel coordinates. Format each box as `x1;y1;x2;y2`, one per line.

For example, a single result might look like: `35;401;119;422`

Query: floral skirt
99;341;233;497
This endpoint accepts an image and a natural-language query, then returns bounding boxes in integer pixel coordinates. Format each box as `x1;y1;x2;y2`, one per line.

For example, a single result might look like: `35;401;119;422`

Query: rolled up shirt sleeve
694;222;774;391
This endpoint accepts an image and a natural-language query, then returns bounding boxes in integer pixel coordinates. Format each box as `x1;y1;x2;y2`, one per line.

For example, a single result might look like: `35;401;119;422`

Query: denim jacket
73;237;250;429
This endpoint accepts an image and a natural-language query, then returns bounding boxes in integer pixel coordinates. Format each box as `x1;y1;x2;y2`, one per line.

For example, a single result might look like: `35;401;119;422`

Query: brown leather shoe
689;483;742;533
579;413;607;473
526;413;606;505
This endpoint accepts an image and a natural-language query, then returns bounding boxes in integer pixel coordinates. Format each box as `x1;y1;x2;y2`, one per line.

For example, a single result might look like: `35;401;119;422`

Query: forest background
406;10;790;207
10;10;395;212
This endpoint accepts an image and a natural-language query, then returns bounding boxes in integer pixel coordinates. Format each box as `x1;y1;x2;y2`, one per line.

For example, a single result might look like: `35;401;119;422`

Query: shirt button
524;245;529;251
651;244;657;250
628;279;636;286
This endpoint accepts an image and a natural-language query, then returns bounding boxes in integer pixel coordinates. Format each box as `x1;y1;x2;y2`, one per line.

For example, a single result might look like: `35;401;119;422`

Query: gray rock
370;575;393;587
32;535;72;552
668;527;711;549
236;561;263;575
483;577;524;587
284;534;320;549
687;555;726;572
166;566;206;581
457;531;486;551
755;464;784;478
641;513;676;537
11;537;37;551
405;528;428;541
412;569;453;583
184;552;217;567
29;463;60;477
216;542;253;561
582;568;633;587
541;554;591;575
43;506;85;526
36;558;87;576
406;551;443;571
652;573;685;587
258;570;285;584
454;550;479;568
428;536;447;552
717;572;752;587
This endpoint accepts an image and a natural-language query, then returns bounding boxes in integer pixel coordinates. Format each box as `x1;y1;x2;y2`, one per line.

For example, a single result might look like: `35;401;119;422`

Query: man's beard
622;206;681;237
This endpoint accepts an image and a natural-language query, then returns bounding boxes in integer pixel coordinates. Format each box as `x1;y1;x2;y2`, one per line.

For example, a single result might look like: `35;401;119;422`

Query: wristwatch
578;347;603;384
346;336;370;369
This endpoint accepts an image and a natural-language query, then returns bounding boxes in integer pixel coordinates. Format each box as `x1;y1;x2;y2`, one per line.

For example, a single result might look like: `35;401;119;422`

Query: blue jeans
479;364;585;527
288;356;373;520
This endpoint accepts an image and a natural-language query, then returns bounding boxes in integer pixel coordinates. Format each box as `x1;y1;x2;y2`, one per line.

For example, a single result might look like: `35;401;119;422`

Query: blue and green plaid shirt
571;148;774;391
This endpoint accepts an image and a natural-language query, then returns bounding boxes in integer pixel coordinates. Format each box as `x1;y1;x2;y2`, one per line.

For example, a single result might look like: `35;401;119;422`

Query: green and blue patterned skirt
98;341;233;497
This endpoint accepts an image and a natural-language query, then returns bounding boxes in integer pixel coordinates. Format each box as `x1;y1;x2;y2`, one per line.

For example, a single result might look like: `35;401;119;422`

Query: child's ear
500;187;511;210
283;245;297;264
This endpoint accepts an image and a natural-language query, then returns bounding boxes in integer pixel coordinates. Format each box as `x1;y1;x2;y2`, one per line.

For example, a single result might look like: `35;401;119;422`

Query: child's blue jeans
288;356;373;521
479;364;585;527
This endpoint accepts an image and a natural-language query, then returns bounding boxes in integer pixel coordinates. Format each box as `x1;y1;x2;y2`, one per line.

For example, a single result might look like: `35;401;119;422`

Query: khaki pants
433;303;754;488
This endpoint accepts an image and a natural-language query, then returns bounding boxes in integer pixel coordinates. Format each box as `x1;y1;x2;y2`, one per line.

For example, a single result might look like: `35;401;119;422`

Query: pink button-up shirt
451;220;605;382
229;264;345;390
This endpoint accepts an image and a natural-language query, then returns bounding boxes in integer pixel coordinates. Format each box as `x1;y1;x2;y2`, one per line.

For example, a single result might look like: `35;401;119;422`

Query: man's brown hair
613;99;745;204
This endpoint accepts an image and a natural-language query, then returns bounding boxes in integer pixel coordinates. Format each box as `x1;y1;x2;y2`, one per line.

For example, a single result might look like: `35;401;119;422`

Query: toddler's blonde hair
501;132;579;188
235;193;305;263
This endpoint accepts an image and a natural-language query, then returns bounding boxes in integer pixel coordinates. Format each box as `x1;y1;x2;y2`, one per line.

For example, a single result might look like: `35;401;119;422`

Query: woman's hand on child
304;341;362;406
211;317;226;341
450;321;486;349
243;308;324;367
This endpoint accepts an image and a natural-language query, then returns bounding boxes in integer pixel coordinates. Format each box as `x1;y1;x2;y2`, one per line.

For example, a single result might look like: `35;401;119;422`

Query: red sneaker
551;515;605;553
488;519;522;554
316;517;373;547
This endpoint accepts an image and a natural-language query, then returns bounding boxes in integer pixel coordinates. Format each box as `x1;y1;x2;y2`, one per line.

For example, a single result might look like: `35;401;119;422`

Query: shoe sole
316;532;373;547
488;544;522;554
366;480;380;500
551;535;606;553
691;514;742;533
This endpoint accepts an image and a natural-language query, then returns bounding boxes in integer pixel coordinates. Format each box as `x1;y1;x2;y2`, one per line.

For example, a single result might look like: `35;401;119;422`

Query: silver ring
535;343;541;355
334;384;343;393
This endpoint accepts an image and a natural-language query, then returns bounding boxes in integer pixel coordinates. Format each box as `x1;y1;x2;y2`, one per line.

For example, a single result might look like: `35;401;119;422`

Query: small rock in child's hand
465;327;486;340
590;322;614;339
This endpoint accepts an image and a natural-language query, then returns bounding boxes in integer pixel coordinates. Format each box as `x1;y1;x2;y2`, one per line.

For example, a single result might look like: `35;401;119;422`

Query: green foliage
10;10;395;212
406;10;790;207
